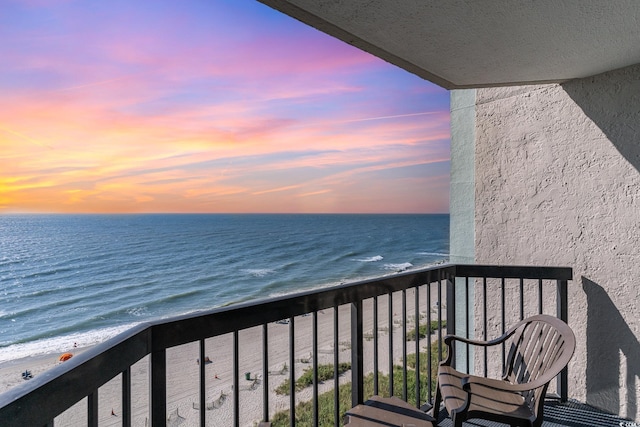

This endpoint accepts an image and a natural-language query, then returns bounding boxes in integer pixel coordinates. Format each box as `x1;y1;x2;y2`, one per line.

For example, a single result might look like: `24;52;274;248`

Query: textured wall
474;64;640;419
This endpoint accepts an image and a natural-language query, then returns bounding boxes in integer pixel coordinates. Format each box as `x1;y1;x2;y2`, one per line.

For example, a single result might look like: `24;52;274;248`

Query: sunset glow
0;0;450;214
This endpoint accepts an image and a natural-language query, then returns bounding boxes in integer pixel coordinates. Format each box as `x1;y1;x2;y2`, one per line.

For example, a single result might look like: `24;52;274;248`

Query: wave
354;255;383;262
0;259;448;363
242;268;276;277
126;306;149;317
20;265;76;281
383;262;413;272
0;214;450;355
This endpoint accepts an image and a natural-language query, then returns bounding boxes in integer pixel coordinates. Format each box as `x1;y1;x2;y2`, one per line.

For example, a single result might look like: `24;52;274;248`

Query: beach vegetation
270;367;426;426
405;340;448;394
406;320;446;341
274;362;351;395
270;341;445;426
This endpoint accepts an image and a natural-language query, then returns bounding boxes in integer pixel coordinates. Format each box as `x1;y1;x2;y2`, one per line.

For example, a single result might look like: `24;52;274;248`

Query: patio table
345;395;436;426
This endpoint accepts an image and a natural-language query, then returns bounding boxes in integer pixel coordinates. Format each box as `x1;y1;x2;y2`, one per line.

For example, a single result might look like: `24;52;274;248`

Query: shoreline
0;263;448;365
0;345;94;395
1;287;445;426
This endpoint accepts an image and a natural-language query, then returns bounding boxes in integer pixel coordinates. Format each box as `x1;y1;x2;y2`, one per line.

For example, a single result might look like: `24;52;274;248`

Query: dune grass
406;320;447;341
270;341;446;426
274;362;351;395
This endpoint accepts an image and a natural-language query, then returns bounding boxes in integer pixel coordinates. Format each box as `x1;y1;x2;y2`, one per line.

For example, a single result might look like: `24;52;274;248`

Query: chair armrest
444;324;520;347
441;329;517;365
444;334;502;348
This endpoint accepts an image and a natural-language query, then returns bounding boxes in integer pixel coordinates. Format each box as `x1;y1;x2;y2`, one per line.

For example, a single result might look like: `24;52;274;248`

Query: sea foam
417;252;449;257
0;323;138;364
383;262;413;272
243;268;276;277
355;255;383;262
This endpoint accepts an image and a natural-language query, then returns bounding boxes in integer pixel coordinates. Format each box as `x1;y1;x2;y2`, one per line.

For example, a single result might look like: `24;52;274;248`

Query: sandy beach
0;287;446;426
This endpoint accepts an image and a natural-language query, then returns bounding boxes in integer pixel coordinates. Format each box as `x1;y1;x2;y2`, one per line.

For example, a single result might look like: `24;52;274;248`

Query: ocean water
0;214;449;362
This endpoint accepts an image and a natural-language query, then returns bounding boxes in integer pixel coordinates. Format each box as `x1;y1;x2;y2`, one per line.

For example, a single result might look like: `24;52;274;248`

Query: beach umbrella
59;353;73;362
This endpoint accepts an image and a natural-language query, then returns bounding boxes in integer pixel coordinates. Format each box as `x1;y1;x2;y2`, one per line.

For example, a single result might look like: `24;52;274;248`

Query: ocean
0;214;449;363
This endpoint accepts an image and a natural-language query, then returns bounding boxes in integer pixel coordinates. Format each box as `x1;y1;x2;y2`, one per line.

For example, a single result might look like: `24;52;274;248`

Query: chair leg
432;383;442;420
451;412;463;427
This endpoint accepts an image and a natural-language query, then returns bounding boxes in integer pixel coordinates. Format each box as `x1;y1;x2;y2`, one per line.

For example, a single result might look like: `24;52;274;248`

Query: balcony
0;264;631;426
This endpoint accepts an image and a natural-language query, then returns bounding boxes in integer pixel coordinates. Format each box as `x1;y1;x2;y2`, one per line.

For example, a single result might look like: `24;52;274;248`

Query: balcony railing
0;264;572;427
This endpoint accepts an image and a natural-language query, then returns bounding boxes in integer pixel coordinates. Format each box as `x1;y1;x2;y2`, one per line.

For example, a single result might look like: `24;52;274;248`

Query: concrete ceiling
258;0;640;89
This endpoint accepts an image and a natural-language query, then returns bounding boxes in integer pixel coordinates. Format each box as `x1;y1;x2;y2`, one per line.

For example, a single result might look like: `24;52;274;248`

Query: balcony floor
434;399;634;426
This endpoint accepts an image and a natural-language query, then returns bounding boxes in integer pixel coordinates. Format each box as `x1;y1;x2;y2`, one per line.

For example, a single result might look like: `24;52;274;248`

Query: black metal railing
0;264;572;427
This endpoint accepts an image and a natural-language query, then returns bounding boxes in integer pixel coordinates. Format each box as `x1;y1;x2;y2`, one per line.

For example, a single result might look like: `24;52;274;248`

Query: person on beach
196;356;212;365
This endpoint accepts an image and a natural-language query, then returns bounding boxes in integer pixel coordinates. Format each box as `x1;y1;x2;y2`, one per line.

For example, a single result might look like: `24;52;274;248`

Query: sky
0;0;450;214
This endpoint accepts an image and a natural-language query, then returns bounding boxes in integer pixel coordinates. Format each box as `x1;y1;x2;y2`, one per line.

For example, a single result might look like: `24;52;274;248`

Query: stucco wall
473;64;640;419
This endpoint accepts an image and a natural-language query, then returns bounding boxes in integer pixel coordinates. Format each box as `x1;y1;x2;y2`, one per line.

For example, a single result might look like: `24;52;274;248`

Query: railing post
401;290;407;401
150;349;167;427
334;307;340;427
289;318;295;427
233;330;240;427
123;367;132;427
414;287;420;408
199;339;206;427
446;276;456;366
262;324;269;424
351;300;364;407
557;278;569;401
312;311;319;427
88;390;98;427
388;292;394;395
373;296;379;396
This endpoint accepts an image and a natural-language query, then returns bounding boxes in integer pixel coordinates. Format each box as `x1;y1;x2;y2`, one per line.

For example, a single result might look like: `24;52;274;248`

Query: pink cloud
1;1;450;214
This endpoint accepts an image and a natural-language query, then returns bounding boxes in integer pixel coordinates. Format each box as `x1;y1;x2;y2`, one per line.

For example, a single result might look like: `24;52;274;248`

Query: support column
450;89;476;372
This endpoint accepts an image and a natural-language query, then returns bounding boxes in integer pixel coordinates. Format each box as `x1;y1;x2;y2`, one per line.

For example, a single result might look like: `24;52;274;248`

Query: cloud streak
0;125;54;149
335;111;444;124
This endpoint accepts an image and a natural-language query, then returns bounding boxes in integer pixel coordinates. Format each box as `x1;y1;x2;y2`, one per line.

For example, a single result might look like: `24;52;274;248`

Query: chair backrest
503;315;575;414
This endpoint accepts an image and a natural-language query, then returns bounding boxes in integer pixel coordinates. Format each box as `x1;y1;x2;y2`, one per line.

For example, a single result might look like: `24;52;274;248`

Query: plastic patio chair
433;314;575;427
